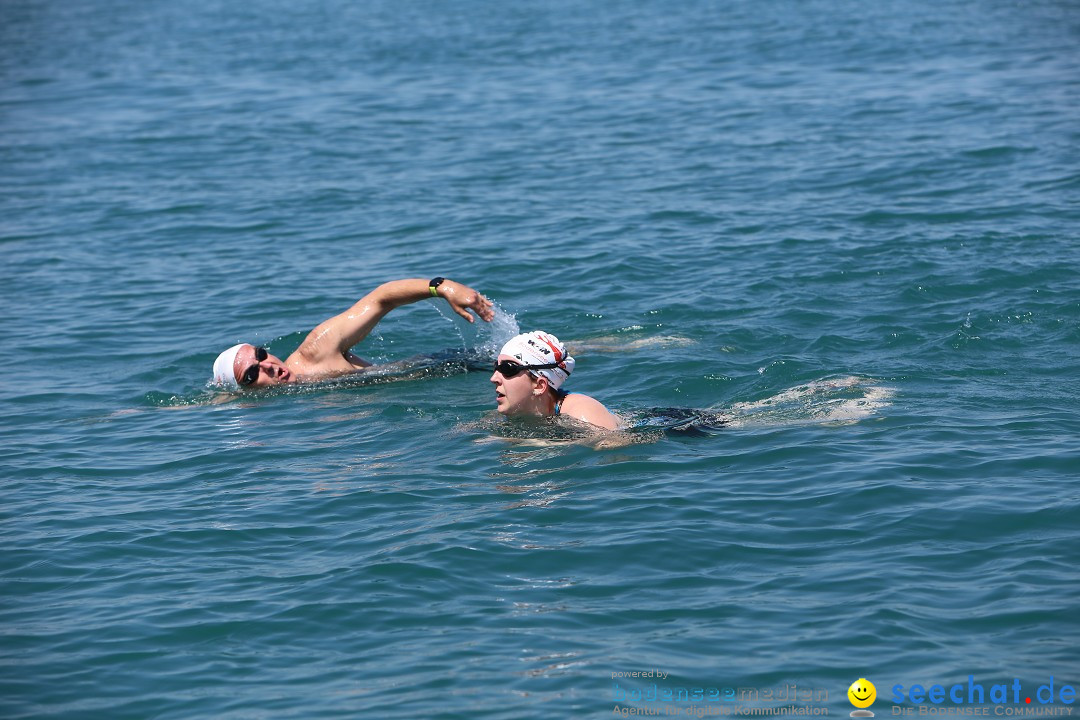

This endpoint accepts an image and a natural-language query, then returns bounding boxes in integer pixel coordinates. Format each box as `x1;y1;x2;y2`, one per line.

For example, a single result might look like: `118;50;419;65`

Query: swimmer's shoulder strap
553;389;570;416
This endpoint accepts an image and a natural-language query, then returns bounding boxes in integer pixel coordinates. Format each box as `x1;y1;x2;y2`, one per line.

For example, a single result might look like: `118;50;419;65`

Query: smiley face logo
848;678;876;709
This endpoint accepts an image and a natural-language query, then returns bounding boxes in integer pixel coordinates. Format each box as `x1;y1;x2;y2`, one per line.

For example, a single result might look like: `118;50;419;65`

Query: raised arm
294;278;494;367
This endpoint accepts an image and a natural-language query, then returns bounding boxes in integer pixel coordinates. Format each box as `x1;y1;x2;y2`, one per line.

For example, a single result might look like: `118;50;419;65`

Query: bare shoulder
290;314;360;366
560;393;621;431
284;350;319;380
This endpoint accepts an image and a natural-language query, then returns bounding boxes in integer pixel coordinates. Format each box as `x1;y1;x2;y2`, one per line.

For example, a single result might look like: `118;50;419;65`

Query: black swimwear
634;407;729;435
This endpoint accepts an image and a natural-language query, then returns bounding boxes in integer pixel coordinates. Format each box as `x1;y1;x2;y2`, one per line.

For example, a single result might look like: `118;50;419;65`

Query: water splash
477;304;522;357
430;301;520;359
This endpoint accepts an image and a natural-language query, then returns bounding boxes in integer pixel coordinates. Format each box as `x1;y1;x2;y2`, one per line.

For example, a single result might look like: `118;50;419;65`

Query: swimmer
490;331;620;430
212;277;494;389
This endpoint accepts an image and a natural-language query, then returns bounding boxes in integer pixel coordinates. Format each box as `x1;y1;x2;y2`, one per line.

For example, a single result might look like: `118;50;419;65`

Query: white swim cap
212;343;245;389
498;331;575;390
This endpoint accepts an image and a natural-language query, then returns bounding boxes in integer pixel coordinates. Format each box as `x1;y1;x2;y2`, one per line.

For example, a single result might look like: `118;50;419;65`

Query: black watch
428;276;446;297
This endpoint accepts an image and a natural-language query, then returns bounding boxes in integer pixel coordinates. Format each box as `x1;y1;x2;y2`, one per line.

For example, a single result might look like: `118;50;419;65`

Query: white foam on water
569;334;696;354
724;376;895;428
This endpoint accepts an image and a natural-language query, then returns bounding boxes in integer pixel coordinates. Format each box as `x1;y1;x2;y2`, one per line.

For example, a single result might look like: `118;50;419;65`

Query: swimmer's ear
532;375;550;396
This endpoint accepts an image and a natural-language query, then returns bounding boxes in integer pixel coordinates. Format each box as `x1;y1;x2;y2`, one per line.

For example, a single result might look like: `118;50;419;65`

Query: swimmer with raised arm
490;331;620;430
212;277;494;389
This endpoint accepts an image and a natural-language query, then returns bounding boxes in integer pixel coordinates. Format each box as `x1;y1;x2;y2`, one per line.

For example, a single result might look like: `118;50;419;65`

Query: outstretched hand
441;280;495;323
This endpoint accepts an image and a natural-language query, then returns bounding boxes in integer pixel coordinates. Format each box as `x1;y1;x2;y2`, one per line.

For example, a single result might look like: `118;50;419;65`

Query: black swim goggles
492;359;562;379
239;347;269;386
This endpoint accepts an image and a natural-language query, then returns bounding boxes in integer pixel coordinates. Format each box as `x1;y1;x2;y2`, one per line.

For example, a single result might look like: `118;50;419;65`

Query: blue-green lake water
2;0;1078;718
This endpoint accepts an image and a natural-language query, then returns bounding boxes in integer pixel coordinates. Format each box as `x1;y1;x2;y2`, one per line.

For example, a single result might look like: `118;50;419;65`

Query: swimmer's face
234;344;293;387
490;354;543;416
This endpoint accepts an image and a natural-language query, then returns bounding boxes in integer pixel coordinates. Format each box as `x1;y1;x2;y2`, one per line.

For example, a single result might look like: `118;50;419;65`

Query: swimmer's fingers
469;293;495;322
441;281;495;323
